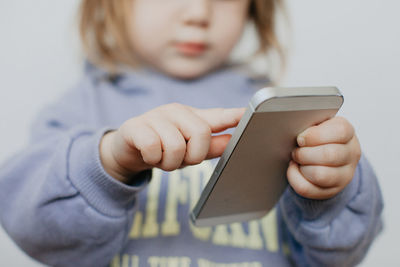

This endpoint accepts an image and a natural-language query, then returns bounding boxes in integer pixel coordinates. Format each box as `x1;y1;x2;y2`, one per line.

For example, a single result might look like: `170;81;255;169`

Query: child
0;0;383;266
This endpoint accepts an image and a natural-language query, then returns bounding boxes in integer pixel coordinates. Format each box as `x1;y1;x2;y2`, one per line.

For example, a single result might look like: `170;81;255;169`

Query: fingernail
297;135;305;147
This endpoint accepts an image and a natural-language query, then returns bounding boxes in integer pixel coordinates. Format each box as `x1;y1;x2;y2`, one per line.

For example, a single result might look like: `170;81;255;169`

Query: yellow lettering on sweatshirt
111;254;138;267
186;162;213;241
230;221;263;250
148;256;191;267
212;225;230;246
161;170;188;236
128;162;281;254
129;211;142;239
260;208;279;252
142;168;162;238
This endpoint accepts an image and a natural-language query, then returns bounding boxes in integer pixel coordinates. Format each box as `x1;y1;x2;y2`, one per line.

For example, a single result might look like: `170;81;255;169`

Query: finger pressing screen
189;107;246;133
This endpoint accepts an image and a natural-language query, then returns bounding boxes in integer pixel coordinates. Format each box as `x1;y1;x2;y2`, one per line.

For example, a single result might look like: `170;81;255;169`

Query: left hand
288;116;361;200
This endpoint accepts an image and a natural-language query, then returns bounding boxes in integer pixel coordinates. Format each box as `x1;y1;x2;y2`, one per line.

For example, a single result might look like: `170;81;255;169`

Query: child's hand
288;117;361;200
100;103;245;184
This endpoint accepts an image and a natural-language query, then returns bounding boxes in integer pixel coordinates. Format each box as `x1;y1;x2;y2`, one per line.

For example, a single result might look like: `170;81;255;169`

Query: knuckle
335;118;353;140
142;155;161;166
155;103;184;115
310;166;324;182
140;138;160;152
217;107;229;121
169;142;186;155
304;126;316;138
161;163;179;172
120;124;140;148
314;168;333;186
197;124;212;138
144;159;157;166
159;158;184;172
120;118;138;134
185;155;203;165
302;166;331;187
334;116;349;126
167;102;186;112
215;107;224;114
336;125;348;141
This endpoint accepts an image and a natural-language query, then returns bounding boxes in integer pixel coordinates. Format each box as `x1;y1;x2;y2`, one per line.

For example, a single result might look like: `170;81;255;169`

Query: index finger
297;116;354;147
189;107;246;133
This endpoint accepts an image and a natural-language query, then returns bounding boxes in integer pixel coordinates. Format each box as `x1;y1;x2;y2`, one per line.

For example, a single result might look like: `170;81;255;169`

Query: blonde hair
79;0;286;76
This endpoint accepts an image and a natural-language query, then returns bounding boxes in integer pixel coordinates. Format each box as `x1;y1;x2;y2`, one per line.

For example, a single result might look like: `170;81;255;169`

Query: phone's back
191;87;343;227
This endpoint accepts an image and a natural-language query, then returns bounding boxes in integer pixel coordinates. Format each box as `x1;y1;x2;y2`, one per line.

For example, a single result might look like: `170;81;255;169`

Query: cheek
129;3;174;54
210;7;249;55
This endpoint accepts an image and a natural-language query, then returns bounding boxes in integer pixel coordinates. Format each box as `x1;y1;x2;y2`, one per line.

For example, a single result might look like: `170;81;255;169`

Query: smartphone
190;87;344;227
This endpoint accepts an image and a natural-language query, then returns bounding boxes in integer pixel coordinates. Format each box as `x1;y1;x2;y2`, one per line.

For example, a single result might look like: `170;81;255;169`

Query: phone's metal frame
191;87;344;227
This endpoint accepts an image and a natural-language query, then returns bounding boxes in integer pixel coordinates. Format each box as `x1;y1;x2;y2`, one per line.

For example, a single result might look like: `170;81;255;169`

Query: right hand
100;103;245;184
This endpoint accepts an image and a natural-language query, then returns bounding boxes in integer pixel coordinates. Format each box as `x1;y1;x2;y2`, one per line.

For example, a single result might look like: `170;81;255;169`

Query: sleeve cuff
279;160;361;228
67;128;151;217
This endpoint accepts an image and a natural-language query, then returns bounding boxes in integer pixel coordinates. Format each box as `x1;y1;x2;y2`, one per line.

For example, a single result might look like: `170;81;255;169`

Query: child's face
129;0;251;79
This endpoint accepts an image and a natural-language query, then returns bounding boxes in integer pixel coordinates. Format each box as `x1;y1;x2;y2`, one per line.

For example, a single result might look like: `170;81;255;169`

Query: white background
0;0;399;266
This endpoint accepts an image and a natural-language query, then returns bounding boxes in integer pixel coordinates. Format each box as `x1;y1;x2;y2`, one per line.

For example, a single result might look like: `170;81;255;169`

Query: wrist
281;171;360;225
68;129;149;217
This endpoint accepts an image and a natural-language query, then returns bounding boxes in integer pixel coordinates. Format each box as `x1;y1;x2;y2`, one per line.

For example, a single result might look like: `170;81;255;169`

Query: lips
175;42;208;56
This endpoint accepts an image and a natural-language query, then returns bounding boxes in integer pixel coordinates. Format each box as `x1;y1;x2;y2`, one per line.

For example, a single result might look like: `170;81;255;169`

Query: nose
181;0;211;28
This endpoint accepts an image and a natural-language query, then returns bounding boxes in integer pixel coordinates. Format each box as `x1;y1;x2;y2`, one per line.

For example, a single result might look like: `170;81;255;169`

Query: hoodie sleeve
278;154;383;267
0;77;151;267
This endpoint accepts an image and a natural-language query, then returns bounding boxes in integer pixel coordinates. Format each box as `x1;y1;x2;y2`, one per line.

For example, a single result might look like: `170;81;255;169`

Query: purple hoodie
0;64;383;267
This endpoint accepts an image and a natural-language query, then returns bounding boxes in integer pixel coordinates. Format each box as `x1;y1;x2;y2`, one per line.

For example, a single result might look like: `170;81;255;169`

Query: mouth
175;42;208;57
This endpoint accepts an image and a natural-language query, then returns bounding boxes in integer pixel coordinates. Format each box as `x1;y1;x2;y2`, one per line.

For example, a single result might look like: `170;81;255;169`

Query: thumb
189;107;246;133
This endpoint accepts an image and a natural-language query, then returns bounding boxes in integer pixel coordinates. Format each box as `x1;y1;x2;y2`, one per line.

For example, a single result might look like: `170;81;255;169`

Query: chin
159;60;220;80
162;65;216;81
